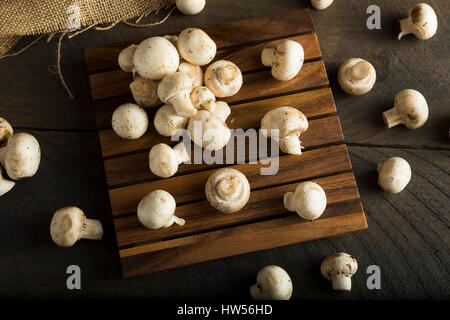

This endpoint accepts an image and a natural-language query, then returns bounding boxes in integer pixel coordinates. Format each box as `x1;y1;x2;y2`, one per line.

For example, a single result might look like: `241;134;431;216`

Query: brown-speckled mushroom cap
321;252;358;291
204;60;243;98
177;28;216;66
50;207;86;247
250;265;293;300
111;103;149;139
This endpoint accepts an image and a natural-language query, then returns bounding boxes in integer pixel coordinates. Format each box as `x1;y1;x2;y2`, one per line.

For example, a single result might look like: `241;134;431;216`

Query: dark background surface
0;0;448;300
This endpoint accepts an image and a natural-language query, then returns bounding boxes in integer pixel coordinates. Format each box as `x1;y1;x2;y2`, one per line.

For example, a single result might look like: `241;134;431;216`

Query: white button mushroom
311;0;334;10
190;86;216;113
204;60;243;98
260;106;309;155
178;61;204;87
149;143;190;178
0;167;15;197
250;265;293;300
377;157;412;194
129;76;160;108
133;37;179;80
205;168;251;214
111;103;149;140
187;102;231;150
177;28;216;66
383;89;429;129
154;104;189;137
398;3;438;40
284;181;327;221
50;207;103;247
158;72;197;117
0;132;40;180
261;40;304;81
118;44;138;73
321;253;358;291
338;58;376;95
176;0;206;15
0;117;13;147
137;190;185;230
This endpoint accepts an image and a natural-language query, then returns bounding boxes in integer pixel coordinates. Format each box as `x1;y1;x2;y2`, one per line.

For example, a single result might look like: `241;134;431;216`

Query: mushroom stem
280;134;302;155
397;18;411;40
217;64;239;85
81;218;104;240
261;48;276;67
169;92;197;117
0;176;15;196
173;142;190;164
249;284;261;300
283;192;296;212
349;61;371;80
166;215;186;227
331;274;352;291
382;107;403;128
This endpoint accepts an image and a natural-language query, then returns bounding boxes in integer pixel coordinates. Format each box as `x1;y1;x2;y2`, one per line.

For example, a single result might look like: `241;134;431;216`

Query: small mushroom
0;167;15;197
133;37;179;80
377;157;411;193
190;86;216;113
137;190;185;230
250;265;293;300
261;40;304;81
284;181;327;221
118;44;138;73
311;0;334;10
205;60;243;98
158;72;197;117
50;207;103;247
177;28;216;66
187;102;231;150
176;0;206;15
398;3;438;40
0;133;40;180
149;142;190;178
205;168;251;213
154;104;189;137
260;106;309;155
111;103;149;139
178;61;204;87
321;253;358;291
0;117;13;147
129;76;160;108
383;89;429;129
338;58;376;95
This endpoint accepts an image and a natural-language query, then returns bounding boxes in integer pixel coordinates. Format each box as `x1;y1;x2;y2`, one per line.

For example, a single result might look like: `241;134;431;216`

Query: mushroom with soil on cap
261;40;304;81
311;0;334;10
190;86;216;113
177;28;216;66
178;61;204;87
398;3;438;40
205;168;251;214
187;101;231;151
176;0;206;15
205;60;243;98
111;103;149;139
0;167;15;197
338;58;376;95
321;253;358;291
260;106;309;155
137;190;185;230
50;207;103;247
0;132;40;180
250;265;293;300
154;104;189;137
129;76;160;108
149;142;190;178
0;117;13;147
158;72;197;117
133;37;179;80
284;181;327;221
383;89;428;129
378;157;411;194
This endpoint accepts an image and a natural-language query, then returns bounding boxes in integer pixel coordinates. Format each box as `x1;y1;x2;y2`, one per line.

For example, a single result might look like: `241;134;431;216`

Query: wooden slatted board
85;9;367;278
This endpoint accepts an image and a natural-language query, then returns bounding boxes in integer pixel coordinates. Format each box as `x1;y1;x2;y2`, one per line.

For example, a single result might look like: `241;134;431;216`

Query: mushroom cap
177;28;216;66
129;76;160;108
154;104;189;137
290;181;327;220
401;3;438;40
205;168;251;213
118;44;138;73
178;61;204;87
137;190;177;230
320;252;358;280
1;133;40;180
111;103;149;139
157;72;194;103
176;0;206;15
149;143;184;178
190;86;216;112
133;37;179;80
377;157;412;193
264;40;304;81
204;60;243;98
338;58;376;95
187;110;231;150
50;207;86;247
0;117;13;147
250;265;293;300
394;89;429;129
0;167;15;196
311;0;334;10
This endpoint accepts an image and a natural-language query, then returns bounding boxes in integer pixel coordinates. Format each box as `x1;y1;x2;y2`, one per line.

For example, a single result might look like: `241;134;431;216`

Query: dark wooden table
0;0;448;300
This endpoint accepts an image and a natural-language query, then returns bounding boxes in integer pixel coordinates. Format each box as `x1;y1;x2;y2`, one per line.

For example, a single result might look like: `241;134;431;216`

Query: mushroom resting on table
149;143;190;178
204;60;243;98
176;0;206;16
377;157;412;194
338;58;376;95
0;167;15;197
158;72;197;117
311;0;334;10
321;253;358;291
250;265;293;300
177;28;216;66
0;117;13;147
398;3;438;40
284;181;327;221
261;39;304;81
111;103;149;139
129;76;160;108
154;104;189;137
383;89;429;129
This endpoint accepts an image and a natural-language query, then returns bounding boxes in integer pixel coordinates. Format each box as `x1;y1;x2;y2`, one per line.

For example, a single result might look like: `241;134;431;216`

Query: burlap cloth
0;0;174;55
